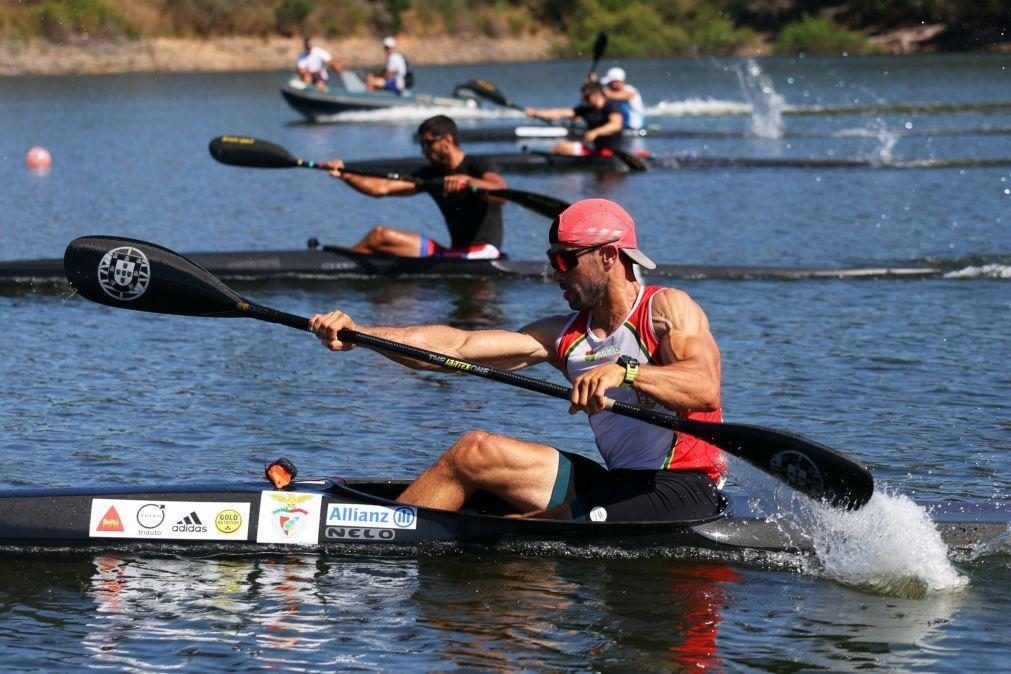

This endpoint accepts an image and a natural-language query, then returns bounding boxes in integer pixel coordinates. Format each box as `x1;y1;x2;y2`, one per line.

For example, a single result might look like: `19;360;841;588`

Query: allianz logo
326;504;417;529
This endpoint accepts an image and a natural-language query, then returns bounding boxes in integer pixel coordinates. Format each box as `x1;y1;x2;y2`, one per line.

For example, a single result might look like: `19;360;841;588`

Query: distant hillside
2;0;1008;56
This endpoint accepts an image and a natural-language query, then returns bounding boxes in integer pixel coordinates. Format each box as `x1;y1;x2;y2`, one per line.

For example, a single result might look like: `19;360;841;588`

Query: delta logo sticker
256;492;322;545
89;499;250;540
95;505;125;532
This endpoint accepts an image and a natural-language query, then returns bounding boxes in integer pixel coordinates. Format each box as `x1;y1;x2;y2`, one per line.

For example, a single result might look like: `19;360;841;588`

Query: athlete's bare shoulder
650;286;711;338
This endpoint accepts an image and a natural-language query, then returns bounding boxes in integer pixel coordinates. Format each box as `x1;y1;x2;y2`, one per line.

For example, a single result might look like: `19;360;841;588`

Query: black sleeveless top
413;154;503;249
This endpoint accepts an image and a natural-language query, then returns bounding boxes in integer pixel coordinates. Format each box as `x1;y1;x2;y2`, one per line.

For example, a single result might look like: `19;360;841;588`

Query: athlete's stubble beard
564;274;608;311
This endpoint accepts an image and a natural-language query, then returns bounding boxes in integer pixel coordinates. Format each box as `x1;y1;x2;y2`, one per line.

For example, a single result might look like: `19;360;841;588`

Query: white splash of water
647;97;752;117
318;104;520;124
728;462;968;597
808;491;968;597
943;264;1011;279
869;118;899;163
733;59;785;139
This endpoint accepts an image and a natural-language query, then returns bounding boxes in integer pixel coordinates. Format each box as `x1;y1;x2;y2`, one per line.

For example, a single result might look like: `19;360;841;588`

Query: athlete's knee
363;226;391;245
443;430;505;479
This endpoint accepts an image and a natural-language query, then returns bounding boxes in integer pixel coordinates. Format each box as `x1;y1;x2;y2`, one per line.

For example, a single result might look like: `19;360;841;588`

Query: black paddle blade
676;418;874;509
208;135;303;169
457;80;518;109
64;236;247;318
492;189;568;219
592;31;608;65
614;149;649;172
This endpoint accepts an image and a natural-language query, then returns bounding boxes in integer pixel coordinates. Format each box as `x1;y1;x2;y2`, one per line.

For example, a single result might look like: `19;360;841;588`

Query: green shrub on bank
775;16;874;55
27;0;136;40
0;0;1006;53
560;0;755;57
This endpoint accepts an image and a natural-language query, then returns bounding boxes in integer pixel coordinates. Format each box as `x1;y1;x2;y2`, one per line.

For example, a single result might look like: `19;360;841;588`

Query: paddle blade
590;31;608;70
456;80;519;110
64;236;247;318
491;189;568;219
208;135;303;169
614;149;648;172
677;418;874;509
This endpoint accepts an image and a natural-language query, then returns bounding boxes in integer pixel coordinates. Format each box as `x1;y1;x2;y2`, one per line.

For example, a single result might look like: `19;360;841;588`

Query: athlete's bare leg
398;431;561;513
350;226;424;257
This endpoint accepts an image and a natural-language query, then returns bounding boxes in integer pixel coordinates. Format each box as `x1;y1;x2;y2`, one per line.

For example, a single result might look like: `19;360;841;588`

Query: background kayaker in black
524;82;625;156
322;115;507;259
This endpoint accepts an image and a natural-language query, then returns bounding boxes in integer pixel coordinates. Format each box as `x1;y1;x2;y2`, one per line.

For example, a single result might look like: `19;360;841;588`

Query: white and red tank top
554;285;725;482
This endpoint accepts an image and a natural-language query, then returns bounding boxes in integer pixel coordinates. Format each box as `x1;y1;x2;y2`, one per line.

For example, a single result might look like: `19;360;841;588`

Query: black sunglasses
546;242;612;272
419;134;445;148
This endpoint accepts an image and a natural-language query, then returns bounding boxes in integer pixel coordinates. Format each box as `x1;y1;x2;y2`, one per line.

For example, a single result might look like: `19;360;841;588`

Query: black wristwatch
616;355;640;387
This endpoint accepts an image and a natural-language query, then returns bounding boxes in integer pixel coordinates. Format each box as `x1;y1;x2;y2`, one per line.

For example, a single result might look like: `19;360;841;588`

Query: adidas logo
172;511;208;533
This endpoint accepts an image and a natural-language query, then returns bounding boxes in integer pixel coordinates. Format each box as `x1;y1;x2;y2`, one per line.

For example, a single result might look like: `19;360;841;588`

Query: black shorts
549;450;724;522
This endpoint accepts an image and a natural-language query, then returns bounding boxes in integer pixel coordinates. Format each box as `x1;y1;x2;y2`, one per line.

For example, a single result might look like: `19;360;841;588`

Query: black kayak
0;475;1003;555
344;152;1011;174
0;241;941;287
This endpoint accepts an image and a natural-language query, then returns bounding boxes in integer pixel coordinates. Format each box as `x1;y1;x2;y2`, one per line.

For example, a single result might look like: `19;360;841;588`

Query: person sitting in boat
365;36;410;94
310;198;726;523
524;82;624;156
597;67;646;131
296;37;341;90
321;114;507;259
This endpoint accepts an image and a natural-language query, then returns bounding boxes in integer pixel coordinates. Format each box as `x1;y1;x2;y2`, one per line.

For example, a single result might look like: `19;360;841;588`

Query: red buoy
25;146;52;170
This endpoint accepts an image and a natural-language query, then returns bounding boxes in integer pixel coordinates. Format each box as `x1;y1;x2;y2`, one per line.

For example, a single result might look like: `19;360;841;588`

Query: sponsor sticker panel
89;499;250;540
256;492;323;545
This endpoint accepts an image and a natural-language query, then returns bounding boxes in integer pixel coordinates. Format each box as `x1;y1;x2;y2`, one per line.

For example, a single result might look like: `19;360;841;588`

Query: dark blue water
1;54;1009;671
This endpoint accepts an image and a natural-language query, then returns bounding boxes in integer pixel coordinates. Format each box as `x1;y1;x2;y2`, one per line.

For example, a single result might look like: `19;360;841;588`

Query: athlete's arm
309;311;568;372
525;106;575;122
568;288;721;415
443;169;507;204
583;111;624;143
604;87;635;102
639;288;722;412
323;160;418;197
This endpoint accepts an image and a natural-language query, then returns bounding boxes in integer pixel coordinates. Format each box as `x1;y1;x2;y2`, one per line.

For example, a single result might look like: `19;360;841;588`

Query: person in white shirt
599;67;646;130
296;37;341;90
366;36;409;94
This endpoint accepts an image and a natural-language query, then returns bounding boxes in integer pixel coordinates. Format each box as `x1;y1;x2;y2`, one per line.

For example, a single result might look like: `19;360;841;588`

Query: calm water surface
1;54;1009;672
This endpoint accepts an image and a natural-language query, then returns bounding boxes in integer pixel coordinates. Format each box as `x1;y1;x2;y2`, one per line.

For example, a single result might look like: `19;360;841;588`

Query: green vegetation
774;15;875;55
0;0;1006;53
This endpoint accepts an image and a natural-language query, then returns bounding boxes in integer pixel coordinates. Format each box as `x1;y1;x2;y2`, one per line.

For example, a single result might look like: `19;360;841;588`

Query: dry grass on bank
0;33;563;76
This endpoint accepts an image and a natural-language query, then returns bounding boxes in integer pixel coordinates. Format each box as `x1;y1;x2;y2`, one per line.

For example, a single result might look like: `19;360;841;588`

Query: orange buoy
25;146;52;170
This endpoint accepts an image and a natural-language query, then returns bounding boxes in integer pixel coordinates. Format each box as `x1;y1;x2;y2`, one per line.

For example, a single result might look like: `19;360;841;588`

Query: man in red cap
310;198;726;522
